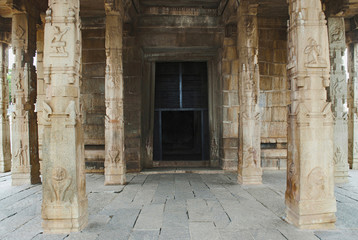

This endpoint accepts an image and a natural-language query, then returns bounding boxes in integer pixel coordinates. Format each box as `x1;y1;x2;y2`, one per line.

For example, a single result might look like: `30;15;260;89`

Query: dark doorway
153;62;209;161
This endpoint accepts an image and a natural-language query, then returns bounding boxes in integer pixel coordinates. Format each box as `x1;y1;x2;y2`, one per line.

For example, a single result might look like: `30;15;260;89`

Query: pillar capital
104;0;124;15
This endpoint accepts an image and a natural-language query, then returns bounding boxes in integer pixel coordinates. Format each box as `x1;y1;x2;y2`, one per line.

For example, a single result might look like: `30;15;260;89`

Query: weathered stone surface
328;17;349;183
10;12;40;185
285;0;336;229
0;42;10;173
237;1;263;185
348;43;358;170
104;3;126;185
41;0;88;233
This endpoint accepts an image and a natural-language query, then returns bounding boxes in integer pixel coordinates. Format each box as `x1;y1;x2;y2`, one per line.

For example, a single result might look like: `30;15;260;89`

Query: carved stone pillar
41;0;88;233
286;0;336;229
36;23;45;173
0;36;11;173
11;12;41;185
328;17;349;183
104;1;126;185
237;1;262;185
348;42;358;170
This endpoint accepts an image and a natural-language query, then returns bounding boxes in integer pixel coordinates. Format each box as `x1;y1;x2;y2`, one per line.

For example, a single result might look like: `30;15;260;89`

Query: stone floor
0;170;358;240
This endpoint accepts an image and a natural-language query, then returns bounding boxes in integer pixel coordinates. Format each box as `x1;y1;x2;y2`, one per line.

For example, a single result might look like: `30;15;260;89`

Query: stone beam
237;1;262;185
10;11;40;185
285;0;336;229
41;0;88;233
328;17;349;183
104;0;126;185
0;41;10;173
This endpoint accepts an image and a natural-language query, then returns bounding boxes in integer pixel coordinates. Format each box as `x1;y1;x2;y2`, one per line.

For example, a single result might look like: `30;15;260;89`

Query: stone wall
81;18;143;173
258;17;289;169
123;35;142;172
81;18;106;172
219;36;239;171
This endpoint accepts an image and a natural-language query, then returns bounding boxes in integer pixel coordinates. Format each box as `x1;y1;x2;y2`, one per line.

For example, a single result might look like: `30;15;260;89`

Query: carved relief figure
333;147;343;164
245;17;255;37
50;167;72;203
109;150;120;164
287;162;299;199
306;167;326;200
243;145;258;168
304;38;327;66
51;26;70;56
15;140;28;167
146;138;152;158
210;137;218;159
329;24;343;43
14;72;21;90
15;25;25;40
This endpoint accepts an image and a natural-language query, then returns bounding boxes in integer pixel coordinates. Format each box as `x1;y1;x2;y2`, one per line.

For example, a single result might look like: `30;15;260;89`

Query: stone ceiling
2;0;358;22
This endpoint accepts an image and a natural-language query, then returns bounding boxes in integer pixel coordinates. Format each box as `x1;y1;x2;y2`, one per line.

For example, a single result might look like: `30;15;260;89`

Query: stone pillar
36;23;45;173
285;0;336;229
348;42;358;170
10;12;41;185
328;17;349;183
104;0;126;185
237;1;262;185
0;36;11;173
41;0;88;233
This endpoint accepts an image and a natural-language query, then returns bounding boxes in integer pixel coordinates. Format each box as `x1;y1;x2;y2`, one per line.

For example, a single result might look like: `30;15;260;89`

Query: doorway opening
153;62;210;165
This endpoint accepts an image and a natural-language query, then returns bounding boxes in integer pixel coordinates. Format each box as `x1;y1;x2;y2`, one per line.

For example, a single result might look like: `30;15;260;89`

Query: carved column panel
237;1;262;185
104;1;126;185
286;0;336;229
348;43;358;170
328;17;349;183
41;0;88;233
11;12;40;185
0;38;11;173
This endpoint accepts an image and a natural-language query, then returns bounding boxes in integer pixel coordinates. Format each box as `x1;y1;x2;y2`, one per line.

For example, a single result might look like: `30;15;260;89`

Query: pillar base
42;200;88;234
335;164;349;183
285;199;336;229
105;174;126;185
351;161;358;170
0;163;11;173
11;172;41;186
238;172;262;185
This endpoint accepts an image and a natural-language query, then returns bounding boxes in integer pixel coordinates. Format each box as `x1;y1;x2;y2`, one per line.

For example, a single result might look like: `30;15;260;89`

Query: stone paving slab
0;171;358;239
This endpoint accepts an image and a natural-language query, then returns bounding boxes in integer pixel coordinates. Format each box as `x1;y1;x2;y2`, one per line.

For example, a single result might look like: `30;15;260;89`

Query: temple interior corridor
1;170;358;240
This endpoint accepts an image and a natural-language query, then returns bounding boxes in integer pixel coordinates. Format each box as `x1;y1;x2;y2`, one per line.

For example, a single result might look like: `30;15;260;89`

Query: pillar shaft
0;40;11;173
328;17;349;183
348;43;358;169
41;0;88;233
104;1;126;185
11;12;40;185
36;24;45;174
237;1;262;185
286;0;336;229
